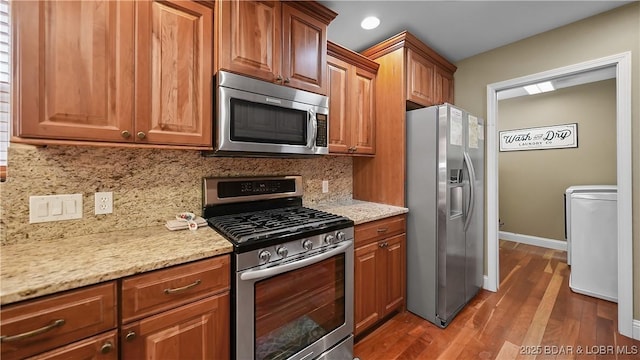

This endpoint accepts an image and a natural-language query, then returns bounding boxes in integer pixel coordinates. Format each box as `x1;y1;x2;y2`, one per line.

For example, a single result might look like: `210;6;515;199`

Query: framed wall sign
499;123;578;151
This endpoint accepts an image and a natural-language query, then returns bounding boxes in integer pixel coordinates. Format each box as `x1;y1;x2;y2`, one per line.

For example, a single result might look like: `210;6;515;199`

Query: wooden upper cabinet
352;67;376;154
406;48;436;107
327;55;350;153
12;0;135;142
218;1;281;81
216;1;336;95
281;3;328;94
12;0;213;149
353;31;456;206
435;67;455;105
135;0;213;147
327;41;378;156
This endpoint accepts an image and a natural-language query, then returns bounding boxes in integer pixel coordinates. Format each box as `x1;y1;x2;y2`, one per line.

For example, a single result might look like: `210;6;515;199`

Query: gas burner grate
207;207;349;244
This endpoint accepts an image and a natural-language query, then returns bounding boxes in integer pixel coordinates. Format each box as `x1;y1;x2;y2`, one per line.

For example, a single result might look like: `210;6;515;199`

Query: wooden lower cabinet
354;215;406;336
121;293;229;360
120;255;231;359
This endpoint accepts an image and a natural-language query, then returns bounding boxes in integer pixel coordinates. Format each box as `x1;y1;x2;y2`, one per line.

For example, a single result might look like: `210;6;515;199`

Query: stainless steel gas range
203;176;355;360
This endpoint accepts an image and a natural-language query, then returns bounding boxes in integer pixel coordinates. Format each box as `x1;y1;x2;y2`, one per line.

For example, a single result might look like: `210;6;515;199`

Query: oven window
230;98;307;145
254;255;345;360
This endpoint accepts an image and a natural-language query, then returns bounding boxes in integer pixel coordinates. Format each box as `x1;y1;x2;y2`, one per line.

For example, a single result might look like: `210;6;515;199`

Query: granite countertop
309;199;408;225
0;199;408;306
0;226;233;305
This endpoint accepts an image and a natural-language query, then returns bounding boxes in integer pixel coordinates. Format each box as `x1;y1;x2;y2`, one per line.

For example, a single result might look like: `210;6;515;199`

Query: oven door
235;240;354;360
217;86;329;156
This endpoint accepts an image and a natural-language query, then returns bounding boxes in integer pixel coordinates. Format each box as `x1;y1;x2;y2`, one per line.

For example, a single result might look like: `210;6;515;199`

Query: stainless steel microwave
211;71;329;156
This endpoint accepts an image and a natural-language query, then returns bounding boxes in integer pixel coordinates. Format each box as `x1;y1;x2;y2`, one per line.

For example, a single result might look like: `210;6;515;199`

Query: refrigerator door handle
463;151;477;232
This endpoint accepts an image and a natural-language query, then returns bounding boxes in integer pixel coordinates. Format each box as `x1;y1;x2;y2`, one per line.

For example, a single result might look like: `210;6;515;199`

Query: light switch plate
29;194;83;223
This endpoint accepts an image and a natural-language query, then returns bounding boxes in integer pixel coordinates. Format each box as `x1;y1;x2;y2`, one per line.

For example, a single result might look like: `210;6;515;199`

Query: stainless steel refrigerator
406;103;484;328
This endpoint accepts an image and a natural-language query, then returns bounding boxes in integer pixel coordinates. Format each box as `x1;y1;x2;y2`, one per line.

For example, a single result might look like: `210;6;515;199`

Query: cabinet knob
275;75;283;82
125;331;136;342
137;131;146;139
284;77;291;84
121;130;131;139
100;341;114;354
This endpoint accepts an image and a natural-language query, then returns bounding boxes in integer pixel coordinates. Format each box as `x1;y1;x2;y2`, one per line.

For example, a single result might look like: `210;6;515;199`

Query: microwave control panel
316;114;328;147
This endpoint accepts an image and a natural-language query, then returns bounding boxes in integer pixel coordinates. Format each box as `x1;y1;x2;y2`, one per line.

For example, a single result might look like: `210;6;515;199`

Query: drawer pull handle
125;331;136;342
100;341;114;354
376;228;388;233
0;319;65;343
164;279;202;294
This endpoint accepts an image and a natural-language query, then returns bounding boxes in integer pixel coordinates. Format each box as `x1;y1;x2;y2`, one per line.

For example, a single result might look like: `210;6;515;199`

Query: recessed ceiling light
361;16;380;30
524;85;541;95
537;81;555;92
524;81;555;95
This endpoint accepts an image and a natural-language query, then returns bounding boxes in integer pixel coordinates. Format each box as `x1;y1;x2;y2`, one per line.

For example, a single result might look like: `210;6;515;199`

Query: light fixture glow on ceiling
361;16;380;30
524;81;555;95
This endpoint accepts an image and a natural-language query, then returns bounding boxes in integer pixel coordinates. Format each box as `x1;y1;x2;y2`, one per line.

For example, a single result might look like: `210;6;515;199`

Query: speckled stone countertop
0;200;407;306
310;199;408;225
0;226;233;305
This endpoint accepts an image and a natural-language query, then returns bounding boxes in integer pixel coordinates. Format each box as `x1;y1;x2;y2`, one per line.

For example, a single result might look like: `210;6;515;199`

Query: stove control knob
336;231;346;242
258;250;271;263
276;247;288;258
324;234;335;245
302;240;313;251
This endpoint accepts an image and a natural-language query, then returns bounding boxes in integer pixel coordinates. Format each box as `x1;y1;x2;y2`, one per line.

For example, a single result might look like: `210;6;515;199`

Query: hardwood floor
354;240;640;359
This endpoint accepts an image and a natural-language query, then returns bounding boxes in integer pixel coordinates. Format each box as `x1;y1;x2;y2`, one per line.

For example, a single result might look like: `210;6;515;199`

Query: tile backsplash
0;144;352;245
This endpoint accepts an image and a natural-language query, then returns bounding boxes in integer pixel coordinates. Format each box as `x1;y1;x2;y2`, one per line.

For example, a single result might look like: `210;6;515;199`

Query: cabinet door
406;49;435;107
121;293;230;360
218;0;281;82
281;3;327;95
354;242;380;336
30;331;117;360
380;234;406;317
13;0;134;142
135;0;213;147
351;67;376;155
327;56;350;154
435;67;454;105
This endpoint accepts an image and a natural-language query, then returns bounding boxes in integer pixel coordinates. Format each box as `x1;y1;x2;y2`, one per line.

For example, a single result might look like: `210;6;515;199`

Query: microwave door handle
307;109;317;149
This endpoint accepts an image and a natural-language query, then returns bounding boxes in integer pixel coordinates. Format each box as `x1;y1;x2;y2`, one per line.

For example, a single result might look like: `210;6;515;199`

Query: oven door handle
240;240;353;281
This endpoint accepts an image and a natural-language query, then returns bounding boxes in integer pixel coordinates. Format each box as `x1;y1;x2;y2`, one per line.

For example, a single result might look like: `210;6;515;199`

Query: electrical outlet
94;192;113;215
322;180;329;193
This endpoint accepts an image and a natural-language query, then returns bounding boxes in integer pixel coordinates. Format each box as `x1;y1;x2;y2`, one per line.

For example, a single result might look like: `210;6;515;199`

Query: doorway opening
485;52;633;338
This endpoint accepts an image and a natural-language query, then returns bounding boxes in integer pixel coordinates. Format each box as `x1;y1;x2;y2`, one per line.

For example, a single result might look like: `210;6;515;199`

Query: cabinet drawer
0;282;117;360
121;255;230;323
30;330;117;360
355;215;406;247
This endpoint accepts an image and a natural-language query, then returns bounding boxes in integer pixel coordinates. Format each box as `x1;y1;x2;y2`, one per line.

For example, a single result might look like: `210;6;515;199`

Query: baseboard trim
499;231;567;251
633;319;640;340
482;275;491;291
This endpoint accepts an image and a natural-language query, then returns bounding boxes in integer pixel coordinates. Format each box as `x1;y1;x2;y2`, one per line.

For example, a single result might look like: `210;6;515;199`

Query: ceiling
319;1;633;63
